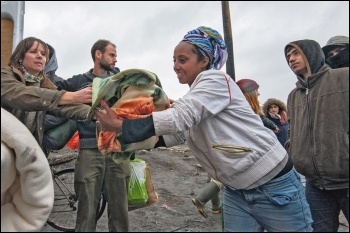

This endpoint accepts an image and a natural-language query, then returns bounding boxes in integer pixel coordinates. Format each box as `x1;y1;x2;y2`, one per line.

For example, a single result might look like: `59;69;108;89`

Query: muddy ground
41;144;348;232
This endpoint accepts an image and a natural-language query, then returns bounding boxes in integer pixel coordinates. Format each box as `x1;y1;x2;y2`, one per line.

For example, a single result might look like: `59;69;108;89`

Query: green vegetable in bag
128;158;148;205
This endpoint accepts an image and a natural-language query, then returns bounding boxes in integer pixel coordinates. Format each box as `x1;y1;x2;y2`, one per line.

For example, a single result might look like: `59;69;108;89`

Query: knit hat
236;79;259;93
322;35;349;55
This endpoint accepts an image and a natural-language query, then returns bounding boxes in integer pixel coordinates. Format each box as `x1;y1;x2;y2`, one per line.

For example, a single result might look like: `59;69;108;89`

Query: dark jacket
260;115;277;131
284;39;349;190
262;98;289;146
55;68;119;148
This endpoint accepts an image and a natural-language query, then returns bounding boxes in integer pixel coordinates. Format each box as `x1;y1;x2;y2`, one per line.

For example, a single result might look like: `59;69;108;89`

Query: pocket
266;193;292;205
262;175;300;206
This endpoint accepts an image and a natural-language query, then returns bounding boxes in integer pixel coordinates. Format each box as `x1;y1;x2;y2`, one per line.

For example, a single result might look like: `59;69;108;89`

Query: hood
284;39;325;77
262;98;287;116
322;35;349;55
45;44;58;74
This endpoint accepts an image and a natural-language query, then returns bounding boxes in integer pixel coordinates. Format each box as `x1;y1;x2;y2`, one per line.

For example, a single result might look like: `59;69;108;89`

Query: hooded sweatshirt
45;44;64;83
284;39;349;190
322;35;349;68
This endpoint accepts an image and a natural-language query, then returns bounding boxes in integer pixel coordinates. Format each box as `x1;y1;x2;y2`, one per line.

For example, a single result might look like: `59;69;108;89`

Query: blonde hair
243;89;263;116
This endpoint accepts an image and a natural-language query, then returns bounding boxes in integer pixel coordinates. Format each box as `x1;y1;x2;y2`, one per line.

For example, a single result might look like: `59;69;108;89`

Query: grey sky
23;1;349;105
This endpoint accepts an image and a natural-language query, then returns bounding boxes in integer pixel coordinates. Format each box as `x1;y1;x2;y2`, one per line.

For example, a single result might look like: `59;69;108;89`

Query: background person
191;176;222;218
285;39;349;231
54;39;131;232
322;35;349;69
236;78;279;133
43;43;77;155
262;98;288;146
1;37;92;151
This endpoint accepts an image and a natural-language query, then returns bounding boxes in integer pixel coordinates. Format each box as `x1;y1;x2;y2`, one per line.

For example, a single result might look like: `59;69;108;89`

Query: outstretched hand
94;101;123;132
75;87;93;103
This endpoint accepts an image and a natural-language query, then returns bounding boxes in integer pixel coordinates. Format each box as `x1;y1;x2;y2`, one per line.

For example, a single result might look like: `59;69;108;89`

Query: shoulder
1;66;23;82
329;67;349;77
1;66;18;76
196;70;230;84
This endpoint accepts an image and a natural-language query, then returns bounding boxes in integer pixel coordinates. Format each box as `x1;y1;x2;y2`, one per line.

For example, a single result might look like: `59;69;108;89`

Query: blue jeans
223;168;313;232
305;182;349;232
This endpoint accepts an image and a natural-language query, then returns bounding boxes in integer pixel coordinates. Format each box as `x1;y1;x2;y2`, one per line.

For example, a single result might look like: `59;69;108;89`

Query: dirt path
41;145;348;232
42;145;222;232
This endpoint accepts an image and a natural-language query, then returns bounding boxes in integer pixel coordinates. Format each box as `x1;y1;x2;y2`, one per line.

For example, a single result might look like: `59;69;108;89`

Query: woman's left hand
94;101;123;132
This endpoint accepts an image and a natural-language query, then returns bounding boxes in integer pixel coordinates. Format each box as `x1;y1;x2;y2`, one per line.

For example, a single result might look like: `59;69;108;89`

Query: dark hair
8;37;49;68
91;39;116;62
191;44;211;70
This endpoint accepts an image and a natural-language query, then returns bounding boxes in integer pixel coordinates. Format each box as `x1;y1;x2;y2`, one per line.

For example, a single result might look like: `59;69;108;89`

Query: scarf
20;65;44;83
182;26;228;70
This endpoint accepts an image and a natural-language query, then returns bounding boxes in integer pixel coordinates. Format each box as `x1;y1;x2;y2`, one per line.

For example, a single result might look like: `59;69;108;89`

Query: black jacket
55;68;119;148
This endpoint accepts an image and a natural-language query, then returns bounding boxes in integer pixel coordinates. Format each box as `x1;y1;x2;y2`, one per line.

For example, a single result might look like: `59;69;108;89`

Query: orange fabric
66;131;79;150
97;96;168;154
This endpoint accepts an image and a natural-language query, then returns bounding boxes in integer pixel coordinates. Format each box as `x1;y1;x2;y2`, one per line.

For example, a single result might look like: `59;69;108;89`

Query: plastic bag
128;158;148;205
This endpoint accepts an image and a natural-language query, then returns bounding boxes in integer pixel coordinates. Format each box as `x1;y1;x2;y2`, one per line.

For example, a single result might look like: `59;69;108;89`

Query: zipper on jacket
212;144;252;154
306;81;325;188
188;130;223;184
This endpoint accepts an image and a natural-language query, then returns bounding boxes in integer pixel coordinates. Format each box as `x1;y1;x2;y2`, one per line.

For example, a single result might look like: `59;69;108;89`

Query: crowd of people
1;25;348;232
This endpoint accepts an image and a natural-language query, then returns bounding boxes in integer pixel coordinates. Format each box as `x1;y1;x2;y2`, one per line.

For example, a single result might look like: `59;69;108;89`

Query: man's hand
94;101;123;132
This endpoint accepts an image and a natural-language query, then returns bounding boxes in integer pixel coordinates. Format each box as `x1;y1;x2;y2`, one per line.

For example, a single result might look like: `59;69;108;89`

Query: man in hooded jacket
284;39;349;231
322;35;349;69
42;44;76;155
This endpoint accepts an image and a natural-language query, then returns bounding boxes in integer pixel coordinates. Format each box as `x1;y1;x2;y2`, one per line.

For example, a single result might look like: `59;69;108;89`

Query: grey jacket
1;66;91;148
154;70;288;190
285;40;349;190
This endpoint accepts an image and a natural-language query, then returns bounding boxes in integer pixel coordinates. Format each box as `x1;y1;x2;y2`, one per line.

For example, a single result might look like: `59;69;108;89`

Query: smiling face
22;41;47;76
173;42;209;86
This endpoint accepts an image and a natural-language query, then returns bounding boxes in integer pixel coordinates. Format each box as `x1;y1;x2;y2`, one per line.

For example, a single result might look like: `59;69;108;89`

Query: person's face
327;46;346;58
173;42;208;86
99;44;117;72
286;47;307;77
22;41;47;76
269;104;280;114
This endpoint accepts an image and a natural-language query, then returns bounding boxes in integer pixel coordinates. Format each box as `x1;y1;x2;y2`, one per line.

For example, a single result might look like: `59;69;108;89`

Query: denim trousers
223;168;313;232
305;182;349;232
74;148;130;232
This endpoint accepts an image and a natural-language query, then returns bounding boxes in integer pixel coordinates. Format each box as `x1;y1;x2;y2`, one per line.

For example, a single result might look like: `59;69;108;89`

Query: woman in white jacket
1;107;54;232
94;26;313;232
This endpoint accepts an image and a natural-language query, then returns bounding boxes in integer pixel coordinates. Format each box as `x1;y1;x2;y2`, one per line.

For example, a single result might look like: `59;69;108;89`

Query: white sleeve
1;108;54;232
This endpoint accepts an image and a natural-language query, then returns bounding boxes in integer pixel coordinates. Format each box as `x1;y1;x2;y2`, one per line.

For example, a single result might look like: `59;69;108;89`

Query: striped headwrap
182;26;228;70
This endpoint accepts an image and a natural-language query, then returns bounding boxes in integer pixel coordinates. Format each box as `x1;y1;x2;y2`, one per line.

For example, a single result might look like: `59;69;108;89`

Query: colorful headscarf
182;26;228;70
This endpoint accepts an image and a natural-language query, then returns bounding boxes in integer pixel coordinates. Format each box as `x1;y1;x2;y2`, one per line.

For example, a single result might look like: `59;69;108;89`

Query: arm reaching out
59;87;92;105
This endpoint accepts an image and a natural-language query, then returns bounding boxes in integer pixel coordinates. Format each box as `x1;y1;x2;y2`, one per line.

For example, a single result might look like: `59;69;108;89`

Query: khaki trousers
74;148;130;232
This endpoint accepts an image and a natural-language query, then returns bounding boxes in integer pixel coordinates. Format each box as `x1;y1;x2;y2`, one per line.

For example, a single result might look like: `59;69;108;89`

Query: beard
100;60;114;72
326;48;349;68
